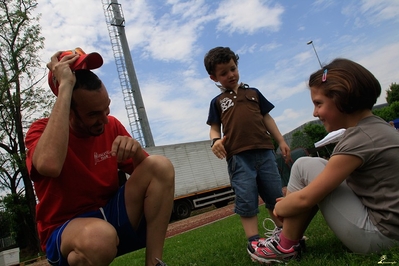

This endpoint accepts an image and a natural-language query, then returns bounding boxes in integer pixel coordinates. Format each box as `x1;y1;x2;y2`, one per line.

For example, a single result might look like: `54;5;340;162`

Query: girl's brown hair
309;58;381;114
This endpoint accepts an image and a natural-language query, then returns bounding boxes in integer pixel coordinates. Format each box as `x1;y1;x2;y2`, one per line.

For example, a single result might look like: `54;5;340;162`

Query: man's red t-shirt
25;116;146;251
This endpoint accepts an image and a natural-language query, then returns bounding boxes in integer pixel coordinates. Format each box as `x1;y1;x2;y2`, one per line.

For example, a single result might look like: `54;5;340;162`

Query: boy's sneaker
155;258;167;266
247;234;301;264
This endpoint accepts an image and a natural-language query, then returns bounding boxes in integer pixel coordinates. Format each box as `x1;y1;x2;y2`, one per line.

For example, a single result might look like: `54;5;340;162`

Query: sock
248;234;260;242
279;232;299;249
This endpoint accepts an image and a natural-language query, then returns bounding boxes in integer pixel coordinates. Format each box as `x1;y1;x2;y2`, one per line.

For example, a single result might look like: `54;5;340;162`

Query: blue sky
34;0;399;146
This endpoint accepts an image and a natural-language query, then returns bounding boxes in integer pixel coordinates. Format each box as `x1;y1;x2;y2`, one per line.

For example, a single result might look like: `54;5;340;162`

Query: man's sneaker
247;234;301;264
155;258;167;266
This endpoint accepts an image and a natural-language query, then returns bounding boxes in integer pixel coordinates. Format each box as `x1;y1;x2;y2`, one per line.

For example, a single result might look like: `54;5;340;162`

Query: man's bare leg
61;218;119;266
124;155;175;266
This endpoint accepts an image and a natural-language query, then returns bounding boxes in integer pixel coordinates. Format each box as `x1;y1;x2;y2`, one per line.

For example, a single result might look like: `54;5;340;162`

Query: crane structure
102;0;155;147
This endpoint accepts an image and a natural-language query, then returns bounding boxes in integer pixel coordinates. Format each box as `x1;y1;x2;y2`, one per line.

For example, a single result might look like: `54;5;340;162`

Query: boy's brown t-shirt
209;86;275;159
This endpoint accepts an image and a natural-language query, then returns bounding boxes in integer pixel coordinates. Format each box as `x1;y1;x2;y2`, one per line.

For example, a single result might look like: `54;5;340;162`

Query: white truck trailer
145;140;235;220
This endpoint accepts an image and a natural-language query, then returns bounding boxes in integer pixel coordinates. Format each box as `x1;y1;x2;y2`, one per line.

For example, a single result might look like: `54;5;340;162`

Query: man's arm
111;135;148;168
32;53;79;177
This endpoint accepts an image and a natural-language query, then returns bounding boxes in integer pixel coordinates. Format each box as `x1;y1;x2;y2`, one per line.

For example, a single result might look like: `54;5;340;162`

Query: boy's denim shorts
46;185;146;266
227;149;283;217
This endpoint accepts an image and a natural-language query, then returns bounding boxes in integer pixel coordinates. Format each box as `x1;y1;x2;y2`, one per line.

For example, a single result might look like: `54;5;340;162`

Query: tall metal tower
102;0;155;147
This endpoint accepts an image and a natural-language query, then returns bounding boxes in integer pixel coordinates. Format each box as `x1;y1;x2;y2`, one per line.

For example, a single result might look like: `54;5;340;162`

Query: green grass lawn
111;207;399;266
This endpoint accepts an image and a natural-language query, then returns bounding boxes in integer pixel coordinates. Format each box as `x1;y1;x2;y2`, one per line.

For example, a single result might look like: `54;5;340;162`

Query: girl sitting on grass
248;58;399;264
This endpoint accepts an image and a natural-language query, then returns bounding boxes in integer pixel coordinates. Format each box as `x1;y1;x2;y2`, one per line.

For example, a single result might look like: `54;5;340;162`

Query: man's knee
63;219;118;265
141;155;175;184
80;220;118;246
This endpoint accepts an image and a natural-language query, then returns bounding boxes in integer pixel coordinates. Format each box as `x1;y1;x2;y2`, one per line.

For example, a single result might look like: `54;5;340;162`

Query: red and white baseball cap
48;47;103;96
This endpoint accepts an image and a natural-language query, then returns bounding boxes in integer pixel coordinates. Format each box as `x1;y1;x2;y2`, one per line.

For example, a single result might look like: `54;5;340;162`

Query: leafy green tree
290;130;313;150
390;101;399;118
303;123;327;144
372;101;399;122
2;194;31;248
0;0;52;254
290;123;335;158
386;83;399;105
373;82;399;122
0;202;12;239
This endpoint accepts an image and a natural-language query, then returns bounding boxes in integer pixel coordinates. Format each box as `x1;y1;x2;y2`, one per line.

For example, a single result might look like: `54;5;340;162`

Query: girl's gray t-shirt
333;115;399;240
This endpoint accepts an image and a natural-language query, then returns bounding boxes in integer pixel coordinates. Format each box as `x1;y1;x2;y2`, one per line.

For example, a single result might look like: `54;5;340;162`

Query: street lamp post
307;40;322;68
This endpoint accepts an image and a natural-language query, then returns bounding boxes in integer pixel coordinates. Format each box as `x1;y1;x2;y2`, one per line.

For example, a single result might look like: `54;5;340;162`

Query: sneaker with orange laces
247;234;301;264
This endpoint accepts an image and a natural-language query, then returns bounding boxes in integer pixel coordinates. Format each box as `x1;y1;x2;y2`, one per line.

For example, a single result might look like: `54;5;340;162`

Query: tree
373;100;399;122
372;83;399;122
390;101;399;118
2;194;32;248
0;0;53;254
290;123;335;158
290;130;313;150
302;123;327;145
386;83;399;105
372;104;397;122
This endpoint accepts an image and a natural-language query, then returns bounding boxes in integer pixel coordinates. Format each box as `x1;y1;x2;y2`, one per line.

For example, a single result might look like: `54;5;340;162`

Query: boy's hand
212;136;227;159
279;142;291;164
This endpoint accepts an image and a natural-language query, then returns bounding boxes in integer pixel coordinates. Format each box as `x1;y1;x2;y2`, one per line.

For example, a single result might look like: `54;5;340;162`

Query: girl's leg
289;157;395;253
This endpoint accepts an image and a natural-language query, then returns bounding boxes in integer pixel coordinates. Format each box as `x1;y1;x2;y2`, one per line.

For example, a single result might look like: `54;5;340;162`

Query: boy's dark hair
73;69;102;92
308;58;381;114
204;47;239;75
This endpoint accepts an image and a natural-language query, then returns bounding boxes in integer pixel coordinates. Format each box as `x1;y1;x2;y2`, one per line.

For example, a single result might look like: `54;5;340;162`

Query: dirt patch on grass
166;204;235;238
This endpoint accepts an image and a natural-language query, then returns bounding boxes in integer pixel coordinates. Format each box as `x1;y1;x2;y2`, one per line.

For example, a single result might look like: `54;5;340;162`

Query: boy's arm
209;123;222;140
263;113;291;162
209;124;226;159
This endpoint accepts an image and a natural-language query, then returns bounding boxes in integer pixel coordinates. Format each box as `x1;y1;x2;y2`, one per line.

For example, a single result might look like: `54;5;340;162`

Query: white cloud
357;42;399;103
359;0;399;23
123;0;211;63
29;0;399;146
215;0;284;34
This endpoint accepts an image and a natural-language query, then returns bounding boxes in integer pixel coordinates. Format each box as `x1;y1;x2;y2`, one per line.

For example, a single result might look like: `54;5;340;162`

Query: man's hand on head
47;52;79;92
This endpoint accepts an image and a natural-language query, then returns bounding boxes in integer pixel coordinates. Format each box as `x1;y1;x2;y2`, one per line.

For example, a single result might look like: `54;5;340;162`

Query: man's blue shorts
227;149;283;217
46;185;146;266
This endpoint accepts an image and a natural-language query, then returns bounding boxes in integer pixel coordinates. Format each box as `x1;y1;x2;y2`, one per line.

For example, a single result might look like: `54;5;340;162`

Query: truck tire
173;199;192;220
214;200;229;208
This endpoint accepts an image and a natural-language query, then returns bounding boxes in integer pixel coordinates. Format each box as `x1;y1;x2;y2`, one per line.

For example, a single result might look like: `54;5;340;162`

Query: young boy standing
204;46;291;259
